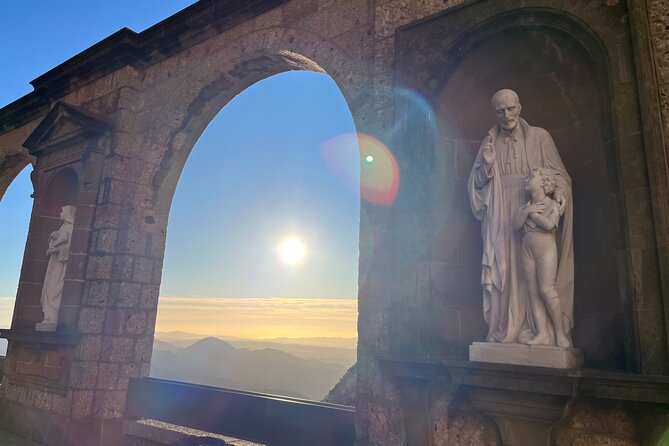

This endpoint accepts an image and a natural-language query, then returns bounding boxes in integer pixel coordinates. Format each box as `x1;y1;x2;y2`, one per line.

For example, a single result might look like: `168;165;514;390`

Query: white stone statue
513;168;569;347
36;205;76;332
467;89;574;348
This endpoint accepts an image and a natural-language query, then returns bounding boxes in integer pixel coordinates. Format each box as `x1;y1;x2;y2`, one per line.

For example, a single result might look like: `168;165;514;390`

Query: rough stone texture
0;0;667;445
71;390;94;419
323;363;356;406
430;391;501;446
554;399;639;446
123;419;264;446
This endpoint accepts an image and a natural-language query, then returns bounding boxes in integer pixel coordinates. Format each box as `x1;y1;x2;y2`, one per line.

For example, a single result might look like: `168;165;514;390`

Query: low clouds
156;296;358;340
0;297;14;328
0;296;358;341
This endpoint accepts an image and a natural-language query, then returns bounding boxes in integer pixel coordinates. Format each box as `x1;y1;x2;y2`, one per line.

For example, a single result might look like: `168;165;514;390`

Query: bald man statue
467;89;574;347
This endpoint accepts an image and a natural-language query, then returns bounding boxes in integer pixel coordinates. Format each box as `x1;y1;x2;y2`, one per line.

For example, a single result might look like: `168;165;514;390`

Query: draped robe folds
467;118;574;344
40;210;75;325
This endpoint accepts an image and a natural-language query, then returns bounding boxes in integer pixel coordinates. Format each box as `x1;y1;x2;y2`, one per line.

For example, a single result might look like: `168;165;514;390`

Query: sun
277;236;306;265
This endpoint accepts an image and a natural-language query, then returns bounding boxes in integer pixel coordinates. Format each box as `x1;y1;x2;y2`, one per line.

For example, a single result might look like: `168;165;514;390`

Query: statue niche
467;89;581;368
36;205;76;332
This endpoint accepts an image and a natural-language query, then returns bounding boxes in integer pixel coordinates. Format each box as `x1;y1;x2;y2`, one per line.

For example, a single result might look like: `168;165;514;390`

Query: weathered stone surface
435;413;501;446
375;0;463;39
652;33;669;85
0;1;668;446
323;363;356;405
365;403;405;446
78;307;106;334
296;0;369;39
555;400;638;445
76;335;103;361
133;336;153;362
93;390;126;418
84;281;109;307
51;391;73;416
93;229;117;254
125;311;147;335
110;282;141;307
116;363;140;390
133;258;155;284
140;285;160;310
69;361;99;389
85;255;114;280
101;336;134;362
71;390;94;418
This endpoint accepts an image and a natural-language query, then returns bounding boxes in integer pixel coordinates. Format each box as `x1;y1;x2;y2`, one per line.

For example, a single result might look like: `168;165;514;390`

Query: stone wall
0;0;667;445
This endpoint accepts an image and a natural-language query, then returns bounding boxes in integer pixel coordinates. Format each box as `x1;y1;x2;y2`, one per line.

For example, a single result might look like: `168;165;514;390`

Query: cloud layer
0;296;358;341
156;297;358;340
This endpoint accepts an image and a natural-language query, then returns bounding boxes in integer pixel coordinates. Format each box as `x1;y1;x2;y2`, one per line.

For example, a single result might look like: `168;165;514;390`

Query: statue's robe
467;118;574;343
40;211;74;325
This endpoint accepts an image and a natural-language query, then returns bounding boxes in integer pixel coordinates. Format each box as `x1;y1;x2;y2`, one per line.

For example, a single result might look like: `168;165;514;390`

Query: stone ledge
124;418;265;446
0;329;80;346
380;357;669;406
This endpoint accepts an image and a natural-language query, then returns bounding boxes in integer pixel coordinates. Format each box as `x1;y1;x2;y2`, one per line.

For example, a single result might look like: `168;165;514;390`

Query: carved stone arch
139;27;369;215
0;126;37;202
430;8;611;99
0;155;32;202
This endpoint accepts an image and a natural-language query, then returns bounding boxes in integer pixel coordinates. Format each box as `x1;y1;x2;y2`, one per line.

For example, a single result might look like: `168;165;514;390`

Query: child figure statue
513;168;570;348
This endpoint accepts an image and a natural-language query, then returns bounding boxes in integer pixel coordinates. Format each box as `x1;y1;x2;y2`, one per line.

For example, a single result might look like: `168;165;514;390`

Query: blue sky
0;1;360;309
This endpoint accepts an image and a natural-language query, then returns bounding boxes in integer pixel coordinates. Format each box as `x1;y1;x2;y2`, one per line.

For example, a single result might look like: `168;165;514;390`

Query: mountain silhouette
150;337;347;400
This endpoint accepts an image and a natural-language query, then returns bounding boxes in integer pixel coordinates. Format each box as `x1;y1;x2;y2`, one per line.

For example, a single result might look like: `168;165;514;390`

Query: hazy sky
0;1;364;338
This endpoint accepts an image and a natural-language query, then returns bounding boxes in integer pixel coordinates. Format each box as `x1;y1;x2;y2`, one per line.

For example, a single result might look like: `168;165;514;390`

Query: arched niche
12;167;79;329
37;167;79;217
395;2;661;372
439;17;622;369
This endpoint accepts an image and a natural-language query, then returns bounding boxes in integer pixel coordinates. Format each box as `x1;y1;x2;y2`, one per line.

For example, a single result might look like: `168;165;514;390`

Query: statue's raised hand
482;136;495;167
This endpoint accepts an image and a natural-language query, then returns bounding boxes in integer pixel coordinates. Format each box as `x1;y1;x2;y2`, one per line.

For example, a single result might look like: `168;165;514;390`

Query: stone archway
0;17;371;445
1;1;668;445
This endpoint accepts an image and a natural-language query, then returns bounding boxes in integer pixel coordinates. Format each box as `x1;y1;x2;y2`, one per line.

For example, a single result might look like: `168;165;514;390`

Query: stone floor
0;429;38;445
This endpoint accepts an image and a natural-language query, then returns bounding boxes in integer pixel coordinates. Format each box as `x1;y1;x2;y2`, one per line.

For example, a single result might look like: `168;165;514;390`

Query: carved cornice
23;101;112;157
0;0;288;136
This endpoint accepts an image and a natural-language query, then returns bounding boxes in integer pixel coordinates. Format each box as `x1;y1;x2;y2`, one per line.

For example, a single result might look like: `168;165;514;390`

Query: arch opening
151;70;360;402
0;164;34;352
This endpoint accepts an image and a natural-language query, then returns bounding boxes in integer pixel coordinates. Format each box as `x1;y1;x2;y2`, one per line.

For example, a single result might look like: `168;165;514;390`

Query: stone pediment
23;101;111;156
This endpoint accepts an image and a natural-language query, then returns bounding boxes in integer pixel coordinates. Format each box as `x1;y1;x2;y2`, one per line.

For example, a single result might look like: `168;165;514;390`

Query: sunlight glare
278;236;306;265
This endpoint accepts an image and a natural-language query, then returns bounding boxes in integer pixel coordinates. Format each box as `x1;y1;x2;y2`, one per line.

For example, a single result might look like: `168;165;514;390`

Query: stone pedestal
34;322;56;332
469;342;583;369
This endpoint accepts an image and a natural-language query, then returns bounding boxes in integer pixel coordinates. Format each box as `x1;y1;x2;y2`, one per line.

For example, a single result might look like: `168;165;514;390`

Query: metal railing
125;377;355;446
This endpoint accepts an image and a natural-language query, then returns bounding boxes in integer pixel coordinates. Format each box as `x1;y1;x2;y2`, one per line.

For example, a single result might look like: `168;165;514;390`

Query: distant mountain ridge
155;331;357;349
150;336;348;400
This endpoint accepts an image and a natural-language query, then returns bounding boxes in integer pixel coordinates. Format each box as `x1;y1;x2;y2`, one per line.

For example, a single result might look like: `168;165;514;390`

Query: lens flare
321;133;399;207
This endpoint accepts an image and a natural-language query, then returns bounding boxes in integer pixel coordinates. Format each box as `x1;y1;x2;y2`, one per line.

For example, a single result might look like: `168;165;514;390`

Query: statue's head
60;205;76;224
491;89;522;131
525;168;556;195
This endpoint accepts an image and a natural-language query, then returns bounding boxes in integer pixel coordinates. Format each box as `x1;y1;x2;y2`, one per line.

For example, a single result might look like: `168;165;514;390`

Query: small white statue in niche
36;205;76;332
513;168;569;348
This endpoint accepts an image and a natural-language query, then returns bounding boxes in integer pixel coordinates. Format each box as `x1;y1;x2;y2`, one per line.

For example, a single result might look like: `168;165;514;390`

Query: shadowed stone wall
0;0;666;445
